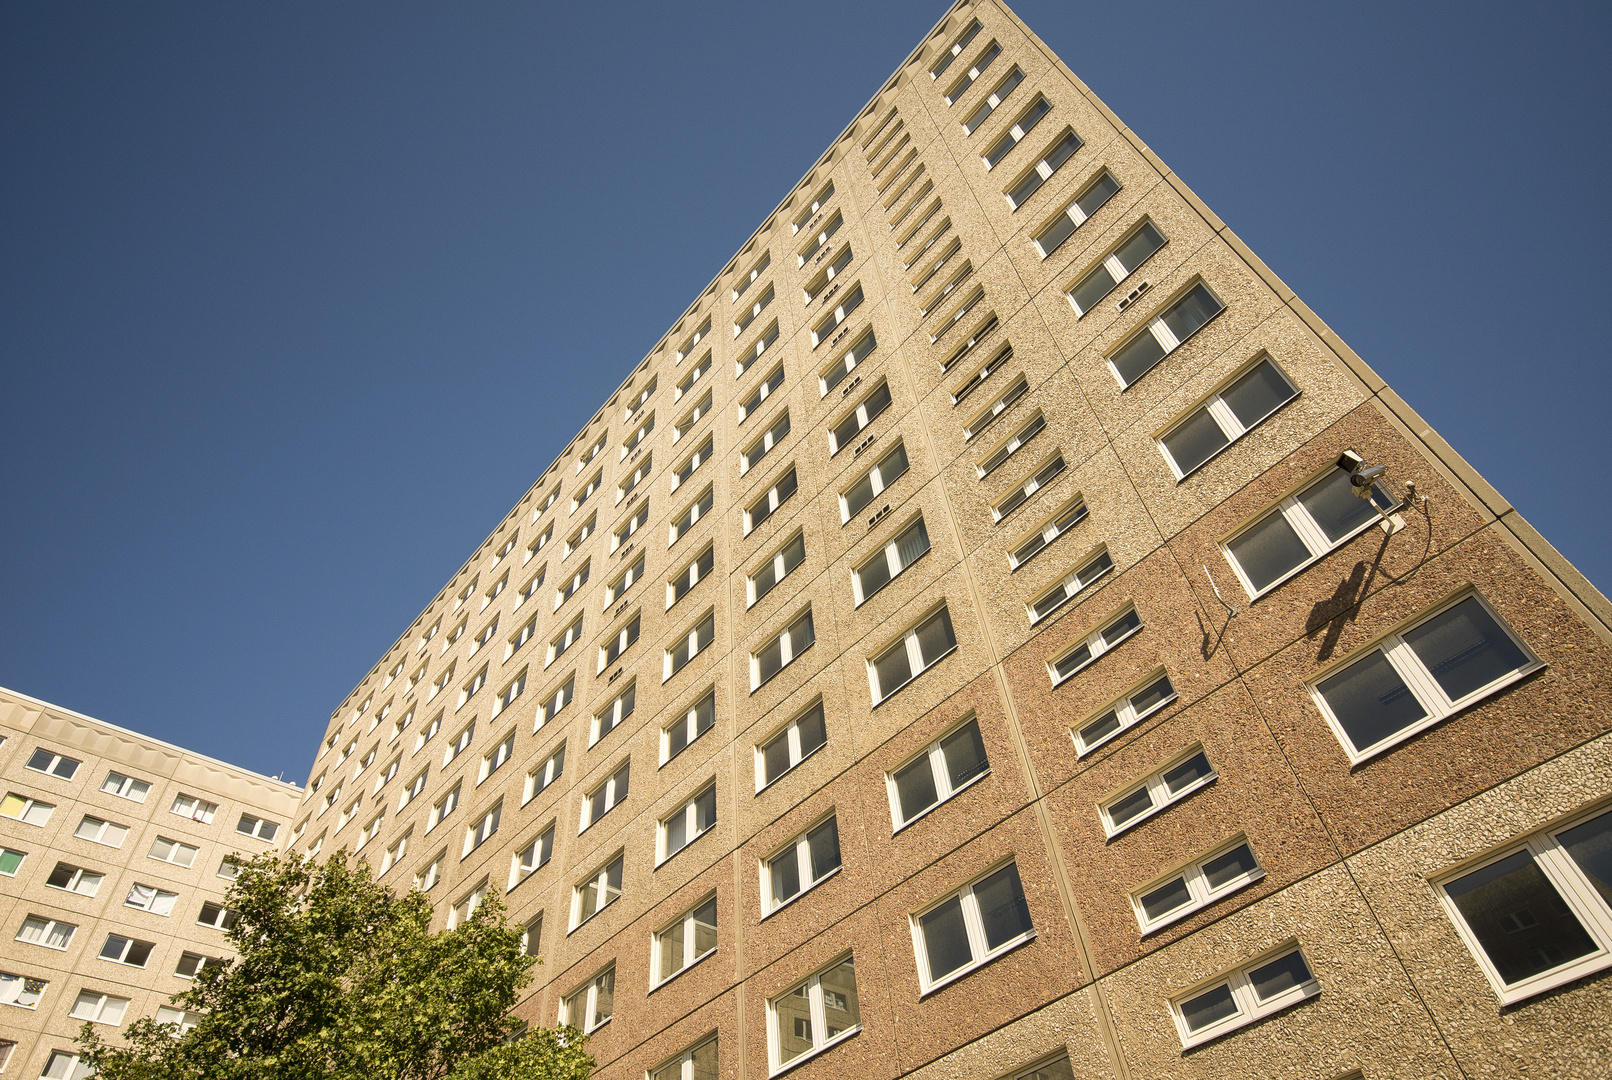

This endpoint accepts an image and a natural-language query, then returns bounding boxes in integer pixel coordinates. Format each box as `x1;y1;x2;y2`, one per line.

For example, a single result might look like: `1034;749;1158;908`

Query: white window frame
840;442;908;523
748;528;806;606
928;18;979;79
399;767;428;812
1307;590;1542;764
943;38;1000;105
829;380;891;454
526;522;554;562
754;700;828;792
658;783;717;865
379;830;411;876
77;815;128;848
751;607;814;691
734;282;775;338
561;965;615;1032
427;784;460;833
1066;217;1167;316
810;283;863;348
1106;280;1226;389
547;615;584;666
766;953;861;1075
662;688;716;766
976;411;1044;478
761;814;842;916
509;821;555;889
1008;494;1087;571
796;210;843;267
803;244;852;303
570;852;624;929
675;316;711;363
98;933;155;967
1029;166;1118;258
479;729;516;782
617;454;652;503
621;411;655;458
592;680;636;745
447;879;488;929
852;514;931;606
70;989;129;1025
236;814;279;841
962;65;1023;135
492;667;527;718
0;793;54;827
580;761;630;833
414;851;445;892
983;94;1050;169
171;793;217;823
736;320;780;375
885;715;991;831
741;410;791;475
534;675;574;732
668;545;714;609
124;881;177;914
909;860;1036;994
992;453;1064;523
556;559;590;610
572;470;601;512
672;434;713;491
670;485;714;545
868;606;957;705
1071;669;1177;757
675;351;711;400
793;179;834;232
1007;128;1083;212
1100;744;1217;838
25;748;80;780
605;553;645;606
819;327;877;396
17;915;76;950
1132;835;1264;934
651;1034;718;1080
746;466;799;534
962;373;1027;441
1046;597;1138;681
524;743;566;804
652;895;718;989
45;862;103;897
1170;944;1319;1048
665;609;716;681
101;771;150;802
614;503;650;552
462;801;500;858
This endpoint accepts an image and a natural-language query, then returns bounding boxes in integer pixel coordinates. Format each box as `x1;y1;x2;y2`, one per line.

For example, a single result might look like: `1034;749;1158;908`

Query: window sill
646;947;717;996
770;1025;861;1077
567;897;619;936
1048;616;1137;687
1167;394;1301;483
918;929;1036;997
760;864;841;922
1114;305;1227;392
891;768;991;836
750;640;816;695
656;825;714;869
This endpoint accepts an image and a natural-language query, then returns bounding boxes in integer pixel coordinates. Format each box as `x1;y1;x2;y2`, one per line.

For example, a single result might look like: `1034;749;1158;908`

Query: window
820;327;876;395
753;608;815;690
427;785;460;831
675;351;711;400
769;954;860;1073
42;862;103;900
1102;747;1212;844
320;782;343;814
870;607;957;704
666;609;715;679
1051;604;1141;688
392;704;416;741
1009;495;1087;570
739;322;781;375
749;530;806;605
618;455;652;502
400;768;428;811
941;313;999;373
527;522;554;562
1032;548;1117;627
535;676;574;732
669;545;714;608
409;662;427;691
1068;219;1166;315
764;816;841;914
1310;592;1539;762
741;411;790;475
454;578;477;613
675;389;713;442
830;381;891;454
197;901;238;931
471;617;499;656
943;38;1000;104
757;700;827;790
356;744;378;774
1073;670;1177;756
739;365;785;422
797;211;843;267
811;284;863;347
963;374;1026;441
0;793;53;826
236;814;278;841
463;802;500;857
0;847;24;875
746;467;798;534
1133;837;1264;933
977;412;1045;478
562;966;614;1032
1030;167;1117;257
494;533;517;563
1437;804;1612;1003
77;815;129;847
992;453;1064;522
41;1052;93;1080
671;485;714;545
573;852;624;926
983;94;1050;168
1;970;46;1009
654;896;717;986
1007;129;1083;211
448;880;487;928
898;197;944;252
672;435;713;491
803;244;852;303
480;730;516;782
1108;281;1225;387
963;65;1022;134
614;503;649;551
605;554;645;606
573;470;602;511
652;1035;717;1080
1222;457;1400;598
557;561;590;609
1159;356;1299;478
482;573;507;609
414;852;445;892
101;771;150;802
663;689;716;765
338;796;361;830
912;861;1034;993
841;442;907;522
622;412;655;457
492;668;527;718
600;615;641;671
593;682;635;744
548;615;584;665
444;721;474;766
735;283;775;338
660;784;716;863
419;619;442;652
1171;946;1318;1048
430;663;455;701
18;915;75;949
525;743;566;803
511;823;555;887
175;951;220;979
853;516;931;605
99;934;155;967
929;17;980;79
379;831;410;875
676;316;712;362
581;761;630;832
26;748;80;780
918;258;973;318
793;179;835;231
155;1005;204;1035
888;717;989;829
578;430;607;471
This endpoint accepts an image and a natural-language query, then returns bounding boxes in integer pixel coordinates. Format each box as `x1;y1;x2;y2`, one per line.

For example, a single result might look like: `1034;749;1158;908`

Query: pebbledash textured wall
291;2;1612;1078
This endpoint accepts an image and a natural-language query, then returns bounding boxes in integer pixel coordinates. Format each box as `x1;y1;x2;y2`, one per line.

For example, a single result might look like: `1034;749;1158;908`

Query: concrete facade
0;687;301;1078
272;2;1612;1078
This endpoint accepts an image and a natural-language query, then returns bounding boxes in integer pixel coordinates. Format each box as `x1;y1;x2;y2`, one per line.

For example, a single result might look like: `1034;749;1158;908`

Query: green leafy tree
77;852;592;1080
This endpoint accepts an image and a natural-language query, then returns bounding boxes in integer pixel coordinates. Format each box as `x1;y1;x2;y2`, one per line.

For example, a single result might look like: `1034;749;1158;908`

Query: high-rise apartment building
283;2;1612;1078
0;686;301;1078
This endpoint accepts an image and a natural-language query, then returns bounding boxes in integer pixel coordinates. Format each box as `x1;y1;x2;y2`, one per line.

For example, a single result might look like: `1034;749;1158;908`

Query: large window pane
1248;951;1311;1001
1180;984;1238;1032
1163;752;1214;793
692;898;717;956
1160;284;1222;342
1316;649;1427;752
941;721;989;789
1557;809;1612;906
1297;468;1380;544
1162;409;1230;476
1402;597;1532;703
894;757;939;821
1110;332;1166;386
896;519;931;566
770;849;801;906
1221;359;1296;428
1107;786;1155;829
916;609;956;666
808;819;841;879
1140;876;1193;921
976;863;1033;949
1202;844;1259;890
876;646;913;696
1446;850;1599;985
920;896;973;981
1228;512;1310;592
819;958;860;1038
797;704;827;757
659;920;685;981
777;985;812;1064
763;735;791;786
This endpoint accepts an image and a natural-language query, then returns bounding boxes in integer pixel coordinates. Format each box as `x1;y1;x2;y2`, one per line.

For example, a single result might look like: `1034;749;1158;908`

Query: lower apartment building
0;686;301;1078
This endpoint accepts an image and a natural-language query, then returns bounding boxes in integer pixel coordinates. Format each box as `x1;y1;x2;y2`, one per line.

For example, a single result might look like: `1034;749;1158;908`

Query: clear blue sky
3;1;1608;781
